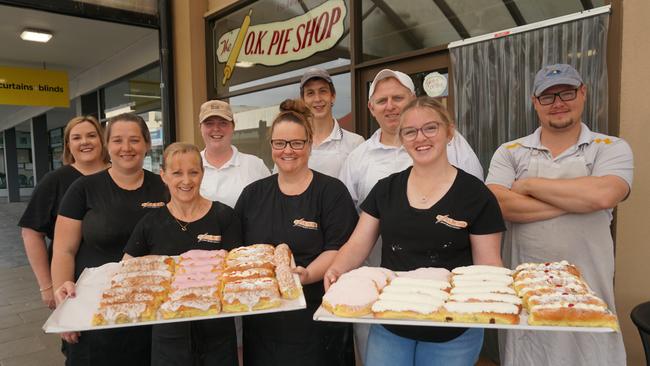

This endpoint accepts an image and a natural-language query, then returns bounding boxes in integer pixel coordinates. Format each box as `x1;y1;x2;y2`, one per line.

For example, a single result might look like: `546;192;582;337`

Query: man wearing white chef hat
338;69;483;364
486;63;632;366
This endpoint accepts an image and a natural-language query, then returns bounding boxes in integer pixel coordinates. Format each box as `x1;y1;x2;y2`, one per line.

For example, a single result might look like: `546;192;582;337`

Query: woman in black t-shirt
325;97;505;366
19;116;109;309
234;99;358;366
123;142;240;366
52;113;168;366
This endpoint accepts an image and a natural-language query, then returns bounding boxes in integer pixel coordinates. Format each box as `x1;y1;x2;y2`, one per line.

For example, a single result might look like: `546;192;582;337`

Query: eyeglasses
270;139;308;150
536;88;579;105
399;122;441;141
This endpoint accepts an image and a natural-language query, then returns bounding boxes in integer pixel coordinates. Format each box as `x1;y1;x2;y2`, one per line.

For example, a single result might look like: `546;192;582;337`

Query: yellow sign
0;66;69;107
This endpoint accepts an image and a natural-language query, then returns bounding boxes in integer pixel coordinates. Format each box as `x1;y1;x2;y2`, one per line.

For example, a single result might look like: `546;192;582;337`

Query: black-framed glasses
536;88;579;105
270;139;308;150
399;122;441;141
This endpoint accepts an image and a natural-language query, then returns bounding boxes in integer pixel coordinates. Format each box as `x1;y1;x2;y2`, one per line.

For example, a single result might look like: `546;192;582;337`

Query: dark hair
62;116;109;165
161;142;203;172
105;113;151;147
300;78;336;98
270;99;314;142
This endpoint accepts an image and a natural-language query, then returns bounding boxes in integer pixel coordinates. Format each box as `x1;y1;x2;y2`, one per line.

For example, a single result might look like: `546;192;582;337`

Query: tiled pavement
0;201;65;366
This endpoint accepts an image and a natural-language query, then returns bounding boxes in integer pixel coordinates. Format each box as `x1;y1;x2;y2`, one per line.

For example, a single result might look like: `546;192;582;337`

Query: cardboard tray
313;306;616;333
43;261;306;333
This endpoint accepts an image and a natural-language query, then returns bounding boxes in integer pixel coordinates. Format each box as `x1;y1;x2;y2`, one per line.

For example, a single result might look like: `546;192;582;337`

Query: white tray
313;306;616;333
43;261;306;333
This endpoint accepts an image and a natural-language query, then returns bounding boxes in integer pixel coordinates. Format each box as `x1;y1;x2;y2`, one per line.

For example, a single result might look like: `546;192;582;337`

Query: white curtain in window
450;13;609;169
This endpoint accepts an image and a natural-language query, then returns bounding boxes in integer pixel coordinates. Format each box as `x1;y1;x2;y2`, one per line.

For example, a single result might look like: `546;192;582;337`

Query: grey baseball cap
300;67;333;89
533;64;584;96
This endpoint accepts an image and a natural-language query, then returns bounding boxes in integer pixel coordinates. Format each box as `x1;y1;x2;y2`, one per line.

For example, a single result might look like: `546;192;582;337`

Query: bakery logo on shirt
293;218;318;230
435;214;467;230
141;201;165;208
197;233;222;243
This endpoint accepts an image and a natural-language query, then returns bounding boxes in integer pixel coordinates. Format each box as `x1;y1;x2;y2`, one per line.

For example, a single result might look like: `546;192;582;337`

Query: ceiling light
20;29;53;43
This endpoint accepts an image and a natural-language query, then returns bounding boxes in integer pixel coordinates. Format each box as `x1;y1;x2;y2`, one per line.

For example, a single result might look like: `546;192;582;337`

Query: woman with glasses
234;99;358;366
324;96;505;366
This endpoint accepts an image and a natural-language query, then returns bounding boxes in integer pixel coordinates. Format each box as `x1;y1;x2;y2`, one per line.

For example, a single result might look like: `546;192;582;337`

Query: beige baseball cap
199;100;233;124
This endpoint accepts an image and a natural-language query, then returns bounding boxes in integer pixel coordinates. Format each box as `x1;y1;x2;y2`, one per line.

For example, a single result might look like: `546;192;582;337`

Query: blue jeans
365;324;483;366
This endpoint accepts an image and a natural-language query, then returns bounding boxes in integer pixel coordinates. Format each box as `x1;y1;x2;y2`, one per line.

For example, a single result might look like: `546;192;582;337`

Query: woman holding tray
123;142;241;366
52;113;168;365
234;99;358;366
324;96;506;366
19;116;109;310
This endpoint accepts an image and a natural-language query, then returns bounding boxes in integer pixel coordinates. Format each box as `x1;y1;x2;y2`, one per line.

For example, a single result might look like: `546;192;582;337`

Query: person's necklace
412;183;438;203
174;217;190;231
169;202;198;232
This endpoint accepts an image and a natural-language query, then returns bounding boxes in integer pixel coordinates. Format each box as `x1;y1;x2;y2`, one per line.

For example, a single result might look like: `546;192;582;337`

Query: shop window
360;0;605;62
514;0;606;24
209;0;350;97
0;134;5;189
103;64;163;173
15;129;34;188
49;128;64;170
229;72;351;168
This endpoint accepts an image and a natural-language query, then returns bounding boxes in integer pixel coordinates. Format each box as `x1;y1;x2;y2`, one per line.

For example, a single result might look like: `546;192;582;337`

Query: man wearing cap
299;67;364;177
198;99;270;208
338;69;483;363
487;64;631;365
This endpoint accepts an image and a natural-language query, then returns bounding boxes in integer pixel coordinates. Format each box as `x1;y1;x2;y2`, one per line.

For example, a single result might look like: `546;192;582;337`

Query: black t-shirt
361;167;505;342
58;170;168;280
19;165;84;241
124;201;242;256
124;201;241;345
234;171;358;303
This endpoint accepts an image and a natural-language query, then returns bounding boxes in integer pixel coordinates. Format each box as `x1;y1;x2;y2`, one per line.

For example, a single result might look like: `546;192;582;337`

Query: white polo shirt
309;119;365;177
339;129;484;208
200;146;270;208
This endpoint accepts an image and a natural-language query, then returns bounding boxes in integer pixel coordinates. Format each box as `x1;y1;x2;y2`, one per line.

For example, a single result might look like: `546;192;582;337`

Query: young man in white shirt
299;67;364;177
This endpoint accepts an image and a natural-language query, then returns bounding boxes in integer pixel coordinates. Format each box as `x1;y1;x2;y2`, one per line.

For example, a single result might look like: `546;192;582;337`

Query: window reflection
0;134;5;190
230;72;351;168
361;0;605;62
103;65;163;173
15;126;34;188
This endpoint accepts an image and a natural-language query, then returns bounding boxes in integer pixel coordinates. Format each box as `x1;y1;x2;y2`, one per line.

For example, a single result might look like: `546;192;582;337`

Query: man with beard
486;64;632;365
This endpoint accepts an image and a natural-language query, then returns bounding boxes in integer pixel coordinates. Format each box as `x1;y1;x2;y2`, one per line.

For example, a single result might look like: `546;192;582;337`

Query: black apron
151;318;237;366
242;283;353;366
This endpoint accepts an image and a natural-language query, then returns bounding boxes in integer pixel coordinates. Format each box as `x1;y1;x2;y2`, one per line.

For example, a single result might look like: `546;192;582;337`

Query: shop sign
0;66;69;107
217;0;347;85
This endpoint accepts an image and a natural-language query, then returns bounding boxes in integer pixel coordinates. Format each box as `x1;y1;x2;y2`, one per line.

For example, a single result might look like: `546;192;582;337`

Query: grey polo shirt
486;122;633;190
